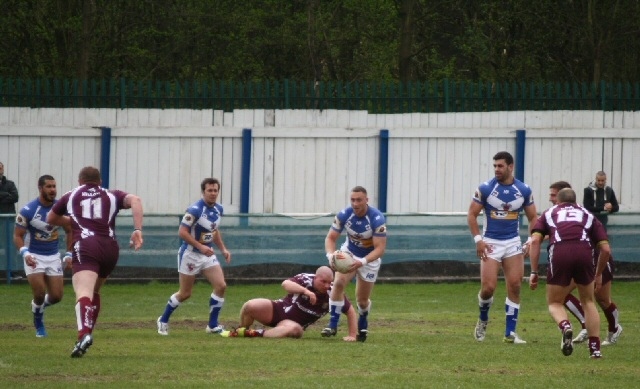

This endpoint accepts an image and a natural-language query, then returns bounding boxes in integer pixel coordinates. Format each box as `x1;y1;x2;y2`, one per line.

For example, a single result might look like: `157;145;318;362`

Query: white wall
1;108;639;215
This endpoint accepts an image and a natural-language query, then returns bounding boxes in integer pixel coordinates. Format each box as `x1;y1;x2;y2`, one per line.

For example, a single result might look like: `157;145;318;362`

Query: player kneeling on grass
220;266;357;340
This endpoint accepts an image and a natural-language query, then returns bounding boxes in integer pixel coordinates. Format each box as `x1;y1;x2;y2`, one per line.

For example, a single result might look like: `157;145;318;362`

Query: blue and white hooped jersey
15;198;61;256
179;199;223;254
472;177;534;240
331;206;387;258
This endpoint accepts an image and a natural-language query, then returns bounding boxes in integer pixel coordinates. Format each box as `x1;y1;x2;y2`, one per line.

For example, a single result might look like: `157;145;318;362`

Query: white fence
1;107;640;215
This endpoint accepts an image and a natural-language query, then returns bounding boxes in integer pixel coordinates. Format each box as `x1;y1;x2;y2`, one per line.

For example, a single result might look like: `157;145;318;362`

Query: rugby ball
332;250;356;273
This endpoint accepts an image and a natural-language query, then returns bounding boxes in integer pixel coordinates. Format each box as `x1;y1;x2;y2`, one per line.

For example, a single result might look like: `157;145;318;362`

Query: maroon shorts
72;236;120;278
547;241;595;286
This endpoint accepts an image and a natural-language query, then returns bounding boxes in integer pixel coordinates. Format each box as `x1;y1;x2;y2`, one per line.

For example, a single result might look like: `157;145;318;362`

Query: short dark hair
549;181;572;191
78;166;101;184
351;186;367;195
493;151;514;165
201;178;220;192
38;174;55;188
557;188;577;203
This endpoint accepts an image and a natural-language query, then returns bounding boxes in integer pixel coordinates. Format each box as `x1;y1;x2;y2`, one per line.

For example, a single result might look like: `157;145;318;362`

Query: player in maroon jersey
220;266;357;340
528;188;611;359
547;181;623;345
47;166;143;358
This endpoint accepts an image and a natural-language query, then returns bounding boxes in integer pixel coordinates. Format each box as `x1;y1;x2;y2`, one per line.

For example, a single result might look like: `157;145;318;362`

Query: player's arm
467;200;488;260
523;203;538;235
325;228;341;265
467;201;484;237
528;232;544;290
343;304;358;341
46;209;66;227
594;241;611;291
13;218;35;267
212;230;231;263
366;235;386;262
123;194;143;223
178;223;212;255
281;279;316;304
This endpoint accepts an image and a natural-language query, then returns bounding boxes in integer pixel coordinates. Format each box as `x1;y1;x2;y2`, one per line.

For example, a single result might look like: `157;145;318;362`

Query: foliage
0;280;639;388
0;1;639;82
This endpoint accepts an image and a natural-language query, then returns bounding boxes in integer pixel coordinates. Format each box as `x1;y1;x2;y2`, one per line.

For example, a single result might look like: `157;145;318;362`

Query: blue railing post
100;127;112;188
515;129;527;229
378;129;389;213
515;129;526;182
240;129;252;214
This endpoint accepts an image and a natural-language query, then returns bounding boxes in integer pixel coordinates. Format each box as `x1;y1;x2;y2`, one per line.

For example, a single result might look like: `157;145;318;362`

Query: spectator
583;171;619;229
0;162;19;214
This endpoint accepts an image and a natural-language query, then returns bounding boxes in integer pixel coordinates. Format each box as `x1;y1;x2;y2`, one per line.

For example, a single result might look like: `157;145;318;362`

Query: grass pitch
0;280;638;388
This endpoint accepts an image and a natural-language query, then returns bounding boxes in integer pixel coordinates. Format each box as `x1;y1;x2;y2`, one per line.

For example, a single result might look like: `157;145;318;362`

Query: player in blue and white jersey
321;186;387;342
157;178;232;335
467;151;537;344
13;175;72;337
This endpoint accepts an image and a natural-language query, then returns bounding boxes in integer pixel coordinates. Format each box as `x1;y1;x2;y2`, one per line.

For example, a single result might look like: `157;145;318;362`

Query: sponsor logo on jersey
490;210;519;220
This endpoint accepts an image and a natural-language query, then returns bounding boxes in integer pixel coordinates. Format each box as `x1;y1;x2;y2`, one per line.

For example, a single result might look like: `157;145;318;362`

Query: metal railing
1;78;639;113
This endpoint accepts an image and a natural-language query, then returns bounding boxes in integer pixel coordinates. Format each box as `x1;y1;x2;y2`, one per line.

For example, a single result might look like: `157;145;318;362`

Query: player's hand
342;335;356;342
594;274;603;292
199;244;214;256
522;237;533;258
301;289;317;305
25;254;36;268
129;230;143;251
222;249;231;263
63;252;73;270
348;256;366;272
476;241;489;261
529;273;538;290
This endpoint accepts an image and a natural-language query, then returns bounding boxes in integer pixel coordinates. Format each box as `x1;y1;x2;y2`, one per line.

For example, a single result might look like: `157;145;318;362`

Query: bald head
316;266;334;280
557;188;577;204
313;266;334;294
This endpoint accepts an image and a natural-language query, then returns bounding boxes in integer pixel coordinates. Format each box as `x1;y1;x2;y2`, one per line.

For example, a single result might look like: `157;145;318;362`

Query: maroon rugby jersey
532;203;608;246
51;184;129;242
275;273;351;328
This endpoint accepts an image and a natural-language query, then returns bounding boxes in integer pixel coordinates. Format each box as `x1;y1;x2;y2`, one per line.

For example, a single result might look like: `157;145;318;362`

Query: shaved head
557;188;577;204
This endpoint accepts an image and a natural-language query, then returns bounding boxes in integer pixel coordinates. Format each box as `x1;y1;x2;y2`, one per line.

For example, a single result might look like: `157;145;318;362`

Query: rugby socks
357;300;371;331
589;337;601;355
43;294;52;308
558;319;571;331
92;292;101;331
603;302;619;333
208;293;224;328
564;294;586;329
160;293;181;323
328;299;345;329
31;300;44;328
478;294;493;322
75;296;95;339
245;328;264;337
505;298;520;337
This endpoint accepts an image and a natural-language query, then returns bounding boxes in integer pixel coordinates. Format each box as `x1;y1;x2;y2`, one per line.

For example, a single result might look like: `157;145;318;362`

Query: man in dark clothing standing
583;171;619;228
0;162;19;214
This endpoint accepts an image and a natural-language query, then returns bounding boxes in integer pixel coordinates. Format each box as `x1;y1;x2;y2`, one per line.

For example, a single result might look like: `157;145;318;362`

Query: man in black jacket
583;171;619;229
0;162;19;214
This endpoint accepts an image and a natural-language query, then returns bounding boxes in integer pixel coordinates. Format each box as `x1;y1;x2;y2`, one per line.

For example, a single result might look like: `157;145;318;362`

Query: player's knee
214;282;227;295
290;326;303;338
